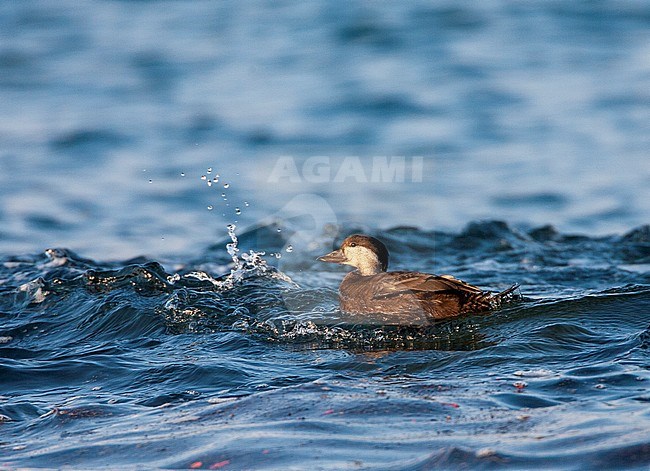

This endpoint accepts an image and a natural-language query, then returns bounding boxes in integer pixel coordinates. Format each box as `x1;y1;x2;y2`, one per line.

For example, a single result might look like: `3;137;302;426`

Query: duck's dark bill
318;249;347;264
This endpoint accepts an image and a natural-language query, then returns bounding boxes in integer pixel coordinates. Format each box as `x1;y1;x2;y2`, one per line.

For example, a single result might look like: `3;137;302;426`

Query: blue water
1;1;650;469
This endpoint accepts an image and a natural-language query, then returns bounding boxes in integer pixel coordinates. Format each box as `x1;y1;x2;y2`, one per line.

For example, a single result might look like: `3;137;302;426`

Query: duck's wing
371;272;483;299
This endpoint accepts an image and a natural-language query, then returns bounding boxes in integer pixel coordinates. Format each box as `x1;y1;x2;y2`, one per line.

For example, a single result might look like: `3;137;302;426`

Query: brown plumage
318;234;518;325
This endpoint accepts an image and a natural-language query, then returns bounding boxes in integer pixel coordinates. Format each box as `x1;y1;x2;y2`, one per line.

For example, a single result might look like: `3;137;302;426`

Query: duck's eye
349;242;357;247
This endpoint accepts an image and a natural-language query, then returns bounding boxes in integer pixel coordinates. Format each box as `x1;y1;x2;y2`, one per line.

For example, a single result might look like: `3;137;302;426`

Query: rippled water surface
2;222;650;469
1;1;650;469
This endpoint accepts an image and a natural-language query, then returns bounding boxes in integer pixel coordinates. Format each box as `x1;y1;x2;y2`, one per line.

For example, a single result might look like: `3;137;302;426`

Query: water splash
225;224;297;286
184;223;297;289
225;223;241;273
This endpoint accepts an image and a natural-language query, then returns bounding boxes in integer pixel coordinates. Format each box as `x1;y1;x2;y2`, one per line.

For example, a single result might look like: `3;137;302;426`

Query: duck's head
318;234;389;276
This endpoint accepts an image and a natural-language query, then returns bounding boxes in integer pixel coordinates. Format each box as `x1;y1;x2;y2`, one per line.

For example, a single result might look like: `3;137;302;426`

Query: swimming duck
318;234;518;324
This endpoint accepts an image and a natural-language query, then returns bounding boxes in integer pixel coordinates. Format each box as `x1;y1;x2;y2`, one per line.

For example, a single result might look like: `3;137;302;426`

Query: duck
318;234;518;325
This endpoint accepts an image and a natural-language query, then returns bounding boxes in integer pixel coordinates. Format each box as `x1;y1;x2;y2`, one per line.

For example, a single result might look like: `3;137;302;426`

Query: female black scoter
318;234;518;324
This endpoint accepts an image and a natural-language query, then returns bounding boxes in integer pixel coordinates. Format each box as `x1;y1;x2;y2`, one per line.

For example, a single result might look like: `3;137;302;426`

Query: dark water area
1;0;650;469
1;222;650;469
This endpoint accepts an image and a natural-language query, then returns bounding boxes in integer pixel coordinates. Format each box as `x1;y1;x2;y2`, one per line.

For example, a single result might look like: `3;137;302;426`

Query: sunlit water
1;1;649;259
1;1;650;469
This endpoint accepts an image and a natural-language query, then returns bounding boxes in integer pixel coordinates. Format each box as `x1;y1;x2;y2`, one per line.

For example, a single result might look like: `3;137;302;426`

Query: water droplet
207;180;212;187
275;253;282;259
201;175;207;181
207;167;212;174
161;237;165;240
213;176;219;183
235;207;241;215
180;172;185;177
221;193;226;198
277;228;282;233
207;205;213;210
148;179;153;183
223;183;230;189
286;245;293;253
244;201;249;207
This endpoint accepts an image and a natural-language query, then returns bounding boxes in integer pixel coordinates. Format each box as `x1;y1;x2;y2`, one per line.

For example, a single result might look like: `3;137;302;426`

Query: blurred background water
0;0;648;259
1;1;650;469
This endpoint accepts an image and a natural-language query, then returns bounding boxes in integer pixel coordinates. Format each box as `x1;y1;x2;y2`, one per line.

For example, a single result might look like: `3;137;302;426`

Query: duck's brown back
338;271;493;323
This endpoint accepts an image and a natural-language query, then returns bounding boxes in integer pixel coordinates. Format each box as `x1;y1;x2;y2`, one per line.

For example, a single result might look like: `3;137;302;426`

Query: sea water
1;1;649;469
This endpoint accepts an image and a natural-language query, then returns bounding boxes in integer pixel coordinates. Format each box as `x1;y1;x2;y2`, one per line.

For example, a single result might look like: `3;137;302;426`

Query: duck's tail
462;283;520;313
490;283;520;307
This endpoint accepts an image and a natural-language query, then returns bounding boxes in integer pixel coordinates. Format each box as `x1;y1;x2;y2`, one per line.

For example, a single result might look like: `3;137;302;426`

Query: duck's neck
355;261;383;276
